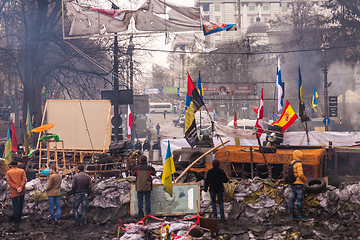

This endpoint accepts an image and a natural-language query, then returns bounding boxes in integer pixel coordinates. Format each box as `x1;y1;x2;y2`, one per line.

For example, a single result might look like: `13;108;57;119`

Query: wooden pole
250;146;254;179
175;139;230;183
36;101;48;149
256;135;273;181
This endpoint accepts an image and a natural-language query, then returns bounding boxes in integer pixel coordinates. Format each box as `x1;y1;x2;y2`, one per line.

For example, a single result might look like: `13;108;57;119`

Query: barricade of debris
1;176;360;239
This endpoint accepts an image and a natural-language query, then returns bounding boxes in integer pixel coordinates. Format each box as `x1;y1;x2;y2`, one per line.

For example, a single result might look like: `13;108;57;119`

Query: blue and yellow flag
4;128;12;164
298;66;306;122
198;72;204;99
162;141;176;197
311;88;318;112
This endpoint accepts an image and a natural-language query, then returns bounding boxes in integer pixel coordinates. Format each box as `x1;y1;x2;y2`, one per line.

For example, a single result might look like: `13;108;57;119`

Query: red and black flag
185;73;205;147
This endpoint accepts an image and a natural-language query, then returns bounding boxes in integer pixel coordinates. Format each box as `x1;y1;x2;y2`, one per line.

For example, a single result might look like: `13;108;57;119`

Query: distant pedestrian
69;164;92;225
289;150;307;219
152;141;160;150
143;139;150;151
204;159;229;220
147;130;152;144
156;123;160;136
132;155;156;219
135;140;142;151
46;165;64;225
127;140;133;150
163;111;166;119
6;161;27;229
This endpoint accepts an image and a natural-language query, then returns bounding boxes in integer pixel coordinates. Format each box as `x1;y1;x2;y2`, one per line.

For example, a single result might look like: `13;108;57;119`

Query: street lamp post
321;35;330;131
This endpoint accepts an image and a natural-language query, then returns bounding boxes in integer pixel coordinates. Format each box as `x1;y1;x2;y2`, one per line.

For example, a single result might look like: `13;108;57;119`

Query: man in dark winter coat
142;140;150;151
131;155;156;219
204;159;229;220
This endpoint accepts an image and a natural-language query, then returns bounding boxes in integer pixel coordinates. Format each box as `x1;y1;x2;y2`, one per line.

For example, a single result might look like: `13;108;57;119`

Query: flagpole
298;117;310;145
256;135;273;181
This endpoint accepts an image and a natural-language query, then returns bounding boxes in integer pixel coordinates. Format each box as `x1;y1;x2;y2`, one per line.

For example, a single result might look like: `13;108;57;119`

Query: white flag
127;105;133;139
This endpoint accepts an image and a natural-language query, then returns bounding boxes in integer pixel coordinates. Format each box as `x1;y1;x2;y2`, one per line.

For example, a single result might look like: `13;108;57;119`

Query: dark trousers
73;194;87;223
12;195;24;223
137;191;151;218
210;191;225;220
290;184;304;213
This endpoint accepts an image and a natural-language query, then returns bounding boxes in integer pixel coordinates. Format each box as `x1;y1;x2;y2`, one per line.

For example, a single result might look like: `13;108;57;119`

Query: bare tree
0;0;114;140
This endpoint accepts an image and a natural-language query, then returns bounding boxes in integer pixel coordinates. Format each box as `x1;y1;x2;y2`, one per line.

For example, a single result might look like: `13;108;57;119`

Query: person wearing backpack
289;150;307;219
131;155;156;219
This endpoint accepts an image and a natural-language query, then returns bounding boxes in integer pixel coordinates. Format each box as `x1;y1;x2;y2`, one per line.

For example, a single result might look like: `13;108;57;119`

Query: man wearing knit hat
289;150;307;219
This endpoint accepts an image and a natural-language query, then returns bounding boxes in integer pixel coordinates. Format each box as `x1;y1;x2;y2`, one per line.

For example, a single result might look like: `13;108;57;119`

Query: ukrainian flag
311;88;318;112
4;128;12;164
162;141;176;197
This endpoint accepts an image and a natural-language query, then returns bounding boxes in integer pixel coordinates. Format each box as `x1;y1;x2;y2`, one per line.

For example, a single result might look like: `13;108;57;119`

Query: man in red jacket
6;161;27;228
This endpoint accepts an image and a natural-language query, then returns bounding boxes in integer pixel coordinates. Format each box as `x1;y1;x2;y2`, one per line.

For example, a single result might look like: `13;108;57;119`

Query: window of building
263;6;269;11
204;15;210;21
265;17;268;23
201;3;210;12
215;17;220;23
249;6;255;11
214;4;220;12
282;6;287;12
250;18;254;23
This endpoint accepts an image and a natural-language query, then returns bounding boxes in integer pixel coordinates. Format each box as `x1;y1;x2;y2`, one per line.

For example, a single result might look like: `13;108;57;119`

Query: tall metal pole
237;0;241;31
112;3;120;143
322;36;330;131
128;36;134;90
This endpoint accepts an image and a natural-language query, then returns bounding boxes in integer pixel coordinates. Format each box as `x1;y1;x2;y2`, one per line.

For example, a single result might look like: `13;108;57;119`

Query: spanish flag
272;101;298;131
162;141;176;197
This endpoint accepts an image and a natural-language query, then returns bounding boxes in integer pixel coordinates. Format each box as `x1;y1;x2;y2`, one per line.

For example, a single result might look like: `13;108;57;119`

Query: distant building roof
246;16;269;34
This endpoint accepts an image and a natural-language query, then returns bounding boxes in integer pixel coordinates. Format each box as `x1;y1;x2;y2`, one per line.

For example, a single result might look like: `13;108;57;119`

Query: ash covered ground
1;177;360;239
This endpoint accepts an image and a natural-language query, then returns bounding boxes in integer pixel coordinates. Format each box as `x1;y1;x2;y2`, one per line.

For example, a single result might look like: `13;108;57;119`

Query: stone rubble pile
0;176;360;239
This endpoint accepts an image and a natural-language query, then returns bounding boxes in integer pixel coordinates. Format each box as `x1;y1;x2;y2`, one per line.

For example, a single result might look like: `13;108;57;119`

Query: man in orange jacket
289;150;307;219
6;161;27;228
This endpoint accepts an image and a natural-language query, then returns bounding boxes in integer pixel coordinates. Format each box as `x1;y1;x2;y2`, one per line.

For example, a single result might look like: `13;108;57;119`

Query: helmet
268;133;276;142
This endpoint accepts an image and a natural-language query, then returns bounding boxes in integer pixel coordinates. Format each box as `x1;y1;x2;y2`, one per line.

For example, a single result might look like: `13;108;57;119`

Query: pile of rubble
0;176;360;239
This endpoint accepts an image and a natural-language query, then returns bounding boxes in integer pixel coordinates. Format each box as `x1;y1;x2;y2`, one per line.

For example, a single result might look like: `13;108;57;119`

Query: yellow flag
162;141;176;196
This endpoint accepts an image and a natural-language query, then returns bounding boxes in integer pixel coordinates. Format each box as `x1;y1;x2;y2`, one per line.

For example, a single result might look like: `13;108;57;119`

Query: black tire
189;151;205;168
175;161;190;170
304;178;326;194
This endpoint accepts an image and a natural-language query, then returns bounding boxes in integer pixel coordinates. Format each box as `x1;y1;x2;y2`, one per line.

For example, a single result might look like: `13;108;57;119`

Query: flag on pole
127;104;133;139
255;89;264;138
271;101;298;131
26;103;32;138
298;66;306;122
10;122;18;153
276;57;283;112
311;88;319;112
234;110;240;145
198;72;204;100
185;73;204;147
4;127;12;164
187;72;204;111
202;19;235;36
162;140;176;197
